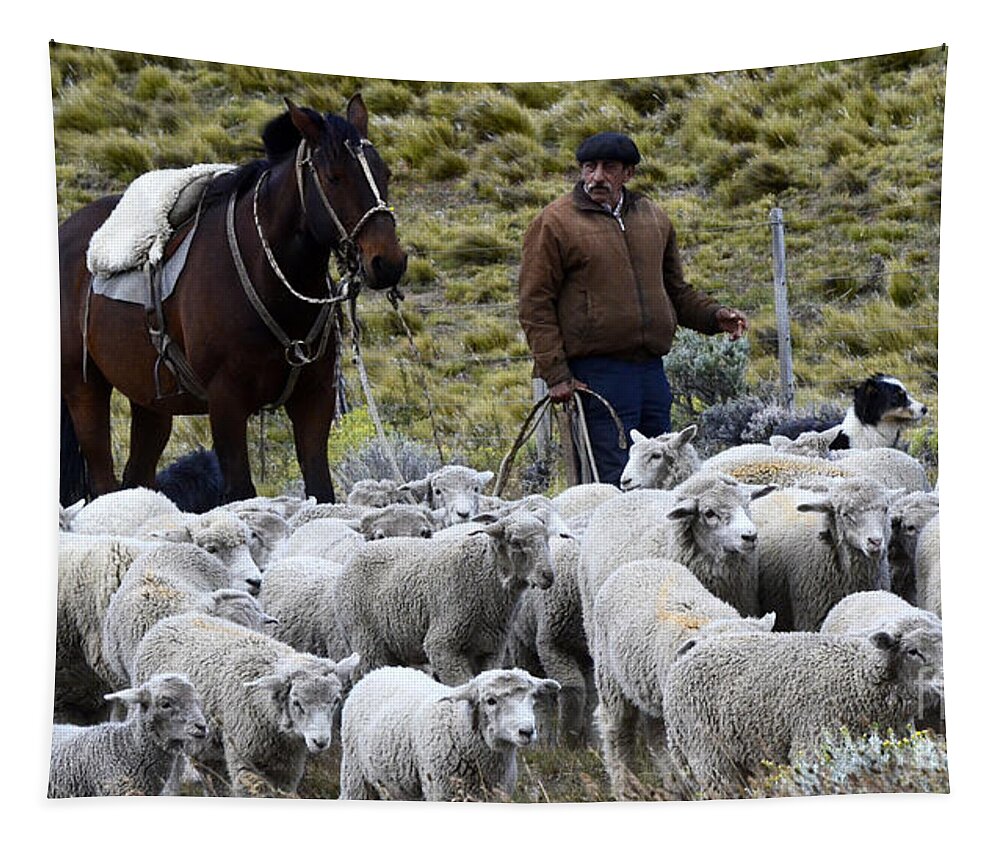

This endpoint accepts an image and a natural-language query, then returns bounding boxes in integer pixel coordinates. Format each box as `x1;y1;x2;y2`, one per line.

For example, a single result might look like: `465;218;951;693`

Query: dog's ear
854;378;882;426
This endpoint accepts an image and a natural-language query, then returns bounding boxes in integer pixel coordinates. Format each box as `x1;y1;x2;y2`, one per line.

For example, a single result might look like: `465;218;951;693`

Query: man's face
581;159;634;206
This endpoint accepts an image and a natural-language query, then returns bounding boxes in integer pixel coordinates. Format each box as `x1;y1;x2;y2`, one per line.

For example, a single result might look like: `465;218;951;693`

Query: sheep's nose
456;509;470;519
518;725;535;741
246;577;262;591
421;528;432;538
920;405;928;414
742;532;757;543
867;536;883;550
620;476;632;489
190;722;208;739
311;735;330;751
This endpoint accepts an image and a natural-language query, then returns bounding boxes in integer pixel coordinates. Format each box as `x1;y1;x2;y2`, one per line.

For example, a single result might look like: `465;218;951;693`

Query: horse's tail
60;397;89;507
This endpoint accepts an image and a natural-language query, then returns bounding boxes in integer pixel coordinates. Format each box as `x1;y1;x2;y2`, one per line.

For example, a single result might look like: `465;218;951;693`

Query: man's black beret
575;131;641;166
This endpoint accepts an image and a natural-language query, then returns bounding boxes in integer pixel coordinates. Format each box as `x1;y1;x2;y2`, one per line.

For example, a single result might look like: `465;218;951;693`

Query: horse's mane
201;108;362;209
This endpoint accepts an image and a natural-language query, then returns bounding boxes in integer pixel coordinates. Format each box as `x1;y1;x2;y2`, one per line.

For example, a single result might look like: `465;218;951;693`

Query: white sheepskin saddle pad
86;163;234;276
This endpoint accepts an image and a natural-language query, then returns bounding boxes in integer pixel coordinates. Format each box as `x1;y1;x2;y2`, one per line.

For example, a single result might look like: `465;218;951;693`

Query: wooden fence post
532;378;551;459
770;207;795;409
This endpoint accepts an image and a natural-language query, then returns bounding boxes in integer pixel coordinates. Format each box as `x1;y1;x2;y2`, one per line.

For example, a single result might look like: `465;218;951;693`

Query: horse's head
285;96;407;291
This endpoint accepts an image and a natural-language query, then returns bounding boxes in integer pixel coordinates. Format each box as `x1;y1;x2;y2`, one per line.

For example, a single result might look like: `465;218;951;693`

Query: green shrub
88;133;154;181
663;329;750;418
458;94;537;140
364;80;416;116
507;82;563;110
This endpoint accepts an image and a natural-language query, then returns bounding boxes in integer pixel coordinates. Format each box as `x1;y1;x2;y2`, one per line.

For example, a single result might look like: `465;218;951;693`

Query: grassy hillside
50;43;944;492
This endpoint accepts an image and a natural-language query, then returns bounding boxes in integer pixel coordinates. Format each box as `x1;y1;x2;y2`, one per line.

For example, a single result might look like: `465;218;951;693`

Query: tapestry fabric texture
50;42;947;801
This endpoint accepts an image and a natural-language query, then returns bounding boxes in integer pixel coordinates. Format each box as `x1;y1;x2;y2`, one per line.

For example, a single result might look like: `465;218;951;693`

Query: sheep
49;673;207;798
67;487;183;536
101;543;276;691
257;557;350;661
55;532;168;723
590;558;775;798
659;627;943;798
820;589;945;730
336;509;555;686
579;472;774;634
618;424;701;491
231;506;291;567
132;613;358;796
59;498;86;531
269;517;366;565
339;666;559;801
886;491;939;602
224;494;313;520
550;482;621;519
347;477;404;507
397;464;494;525
753;477;903;631
830;446;930;493
914;513;941;617
501;521;593;748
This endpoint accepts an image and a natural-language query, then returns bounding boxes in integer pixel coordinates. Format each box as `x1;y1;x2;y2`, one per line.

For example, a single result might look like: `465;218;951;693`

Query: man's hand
715;307;749;341
549;378;589;404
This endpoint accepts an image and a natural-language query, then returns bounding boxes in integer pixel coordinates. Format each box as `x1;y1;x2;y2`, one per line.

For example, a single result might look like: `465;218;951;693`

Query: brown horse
59;96;406;504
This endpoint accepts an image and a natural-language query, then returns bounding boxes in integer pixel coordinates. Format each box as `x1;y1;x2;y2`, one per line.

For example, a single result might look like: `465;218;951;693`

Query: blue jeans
567;356;673;485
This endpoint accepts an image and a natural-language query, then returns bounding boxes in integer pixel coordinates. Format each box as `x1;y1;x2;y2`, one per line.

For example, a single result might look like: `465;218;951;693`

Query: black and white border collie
829;374;929;450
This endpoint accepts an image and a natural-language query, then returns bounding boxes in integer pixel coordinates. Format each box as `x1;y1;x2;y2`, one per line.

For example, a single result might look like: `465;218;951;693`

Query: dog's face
854;374;928;426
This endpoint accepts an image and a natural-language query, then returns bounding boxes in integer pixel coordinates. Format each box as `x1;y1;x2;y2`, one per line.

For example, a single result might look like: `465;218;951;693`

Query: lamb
67;487;183;536
258;557;350;661
339;666;559;801
914;513;941;617
886;491;939;602
660;627;942;798
55;532;168;723
336;509;555;686
132;613;358;796
397;464;494;525
753;477;903;631
820;589;945;730
618;424;701;491
590;558;775;798
49;673;207;798
579;472;774;634
101;543;276;691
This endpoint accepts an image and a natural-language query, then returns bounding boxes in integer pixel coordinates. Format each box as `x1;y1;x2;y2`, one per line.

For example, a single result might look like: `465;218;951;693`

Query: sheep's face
347;479;398;508
620;426;697;491
236;509;290;568
449;670;560;750
408;466;494;526
286;676;340;754
668;481;766;558
361;505;437;540
108;674;208;751
799;481;894;558
491;515;555;590
889;494;939;563
208;589;279;633
870;625;945;718
193;510;263;593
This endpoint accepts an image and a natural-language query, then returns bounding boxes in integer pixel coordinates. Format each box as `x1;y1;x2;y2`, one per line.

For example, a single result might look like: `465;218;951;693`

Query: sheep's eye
906;524;917;534
160;699;172;710
907;649;926;661
704;509;717;520
204;544;218;554
485;697;498;707
474;486;480;493
650;452;663;461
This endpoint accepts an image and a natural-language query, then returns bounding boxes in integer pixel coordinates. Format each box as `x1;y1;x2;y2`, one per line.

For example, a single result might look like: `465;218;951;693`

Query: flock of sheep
50;422;943;801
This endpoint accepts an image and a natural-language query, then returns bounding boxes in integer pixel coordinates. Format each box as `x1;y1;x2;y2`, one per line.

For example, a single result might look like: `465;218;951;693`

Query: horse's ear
284;97;324;144
346;93;369;138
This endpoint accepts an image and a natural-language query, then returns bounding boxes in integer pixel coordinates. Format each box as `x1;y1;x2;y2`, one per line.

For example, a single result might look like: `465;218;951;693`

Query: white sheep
132;612;358;796
257;556;351;661
339;666;559;801
886;491;939;602
914;513;941;617
618;424;700;491
753;477;903;631
660;627;943;798
346;478;403;507
48;673;207;797
579;472;774;635
101;543;275;691
590;558;775;799
397;464;494;525
830;446;929;493
336;509;555;686
229;506;291;567
55;532;168;723
59;498;86;531
67;487;183;536
269;517;365;566
550;482;621;519
224;494;313;519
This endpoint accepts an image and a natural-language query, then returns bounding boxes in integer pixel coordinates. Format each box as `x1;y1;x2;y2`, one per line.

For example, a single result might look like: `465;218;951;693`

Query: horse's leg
208;396;255;502
122;402;173;489
62;372;118;496
284;383;336;503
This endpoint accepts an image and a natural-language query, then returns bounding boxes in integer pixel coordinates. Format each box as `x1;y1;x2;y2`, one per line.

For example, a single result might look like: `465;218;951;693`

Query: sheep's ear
629;428;648;445
477;470;495;487
104;686;150;709
469;513;500;525
869;631;899;652
332;653;360;683
244;673;290;699
532;677;561;697
398;476;430;497
676;639;698;658
470;520;505;538
149;526;193;543
758;612;777;631
747;483;778;501
797;495;833;514
769;435;793;450
262;612;281;626
671;424;698;447
441;682;478;704
667;498;698;520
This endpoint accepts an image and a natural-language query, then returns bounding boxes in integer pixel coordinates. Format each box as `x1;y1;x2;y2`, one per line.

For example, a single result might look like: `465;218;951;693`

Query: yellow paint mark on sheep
139;571;183;602
654;580;709;629
728;460;848;485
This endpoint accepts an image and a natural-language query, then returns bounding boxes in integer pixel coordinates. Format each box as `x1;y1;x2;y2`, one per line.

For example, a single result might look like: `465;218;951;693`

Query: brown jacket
518;182;721;387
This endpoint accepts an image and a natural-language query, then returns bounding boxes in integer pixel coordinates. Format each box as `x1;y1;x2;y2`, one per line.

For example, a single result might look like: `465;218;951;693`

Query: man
518;131;748;485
